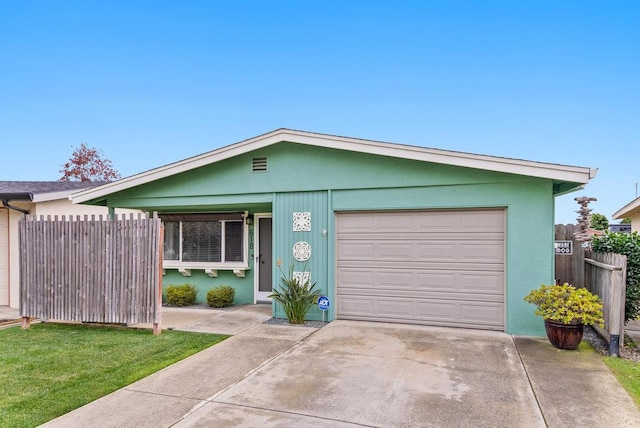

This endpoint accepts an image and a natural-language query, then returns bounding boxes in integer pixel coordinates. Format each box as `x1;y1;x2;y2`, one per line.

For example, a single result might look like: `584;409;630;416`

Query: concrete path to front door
42;307;640;427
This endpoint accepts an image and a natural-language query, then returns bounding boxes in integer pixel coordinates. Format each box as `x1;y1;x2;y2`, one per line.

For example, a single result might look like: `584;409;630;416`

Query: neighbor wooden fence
555;225;628;356
19;213;163;333
584;250;627;356
554;224;585;287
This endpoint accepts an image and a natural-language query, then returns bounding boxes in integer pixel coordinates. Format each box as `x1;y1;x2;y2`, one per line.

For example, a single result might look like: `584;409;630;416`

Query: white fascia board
31;190;76;203
71;128;596;204
613;197;640;219
280;130;596;184
71;134;281;204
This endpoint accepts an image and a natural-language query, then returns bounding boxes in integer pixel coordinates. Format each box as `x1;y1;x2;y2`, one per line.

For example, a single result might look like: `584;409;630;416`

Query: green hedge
591;232;640;322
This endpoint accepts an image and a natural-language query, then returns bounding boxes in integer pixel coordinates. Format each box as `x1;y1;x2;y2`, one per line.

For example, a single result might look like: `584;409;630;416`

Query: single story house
613;197;640;233
71;129;596;335
0;181;136;308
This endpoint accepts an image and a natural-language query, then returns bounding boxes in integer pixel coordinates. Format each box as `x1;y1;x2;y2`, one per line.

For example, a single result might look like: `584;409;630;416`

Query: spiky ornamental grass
0;323;226;428
269;262;320;324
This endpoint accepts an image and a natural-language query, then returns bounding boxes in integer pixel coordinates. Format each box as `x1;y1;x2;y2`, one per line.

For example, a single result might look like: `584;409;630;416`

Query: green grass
0;323;227;427
603;357;640;408
581;340;640;408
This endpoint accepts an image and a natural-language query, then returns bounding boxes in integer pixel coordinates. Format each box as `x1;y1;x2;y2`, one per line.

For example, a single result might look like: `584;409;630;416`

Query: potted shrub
524;283;604;350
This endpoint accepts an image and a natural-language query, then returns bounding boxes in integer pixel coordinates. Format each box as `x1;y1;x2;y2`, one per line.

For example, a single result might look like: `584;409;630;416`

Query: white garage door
336;209;505;330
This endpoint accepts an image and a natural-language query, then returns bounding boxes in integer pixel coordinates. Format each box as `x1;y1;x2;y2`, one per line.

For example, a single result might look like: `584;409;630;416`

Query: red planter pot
544;319;584;350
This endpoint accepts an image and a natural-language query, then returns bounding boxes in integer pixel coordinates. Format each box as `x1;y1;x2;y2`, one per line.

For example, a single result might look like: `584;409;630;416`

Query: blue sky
1;1;638;224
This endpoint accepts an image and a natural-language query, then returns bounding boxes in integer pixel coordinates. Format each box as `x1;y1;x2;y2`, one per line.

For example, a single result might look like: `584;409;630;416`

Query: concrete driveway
43;308;640;427
184;321;544;427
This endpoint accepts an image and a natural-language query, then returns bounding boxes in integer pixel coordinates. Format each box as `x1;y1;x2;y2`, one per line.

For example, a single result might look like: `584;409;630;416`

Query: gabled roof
613;197;640;219
0;181;105;203
71;128;597;204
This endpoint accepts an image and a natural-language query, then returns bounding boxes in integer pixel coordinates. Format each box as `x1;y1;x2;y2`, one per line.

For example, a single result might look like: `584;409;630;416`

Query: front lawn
604;357;640;407
0;323;227;427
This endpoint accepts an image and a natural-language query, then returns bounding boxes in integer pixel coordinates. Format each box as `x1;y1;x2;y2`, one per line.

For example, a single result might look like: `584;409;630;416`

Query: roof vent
252;157;267;172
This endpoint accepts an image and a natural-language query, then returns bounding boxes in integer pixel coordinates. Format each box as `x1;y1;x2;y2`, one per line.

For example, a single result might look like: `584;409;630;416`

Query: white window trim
162;216;250;272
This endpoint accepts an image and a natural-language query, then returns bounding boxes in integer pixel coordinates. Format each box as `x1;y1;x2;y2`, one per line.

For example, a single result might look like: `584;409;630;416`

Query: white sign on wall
554;240;573;255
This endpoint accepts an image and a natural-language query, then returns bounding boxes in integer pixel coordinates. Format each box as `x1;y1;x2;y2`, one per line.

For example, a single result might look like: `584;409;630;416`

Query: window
161;213;245;265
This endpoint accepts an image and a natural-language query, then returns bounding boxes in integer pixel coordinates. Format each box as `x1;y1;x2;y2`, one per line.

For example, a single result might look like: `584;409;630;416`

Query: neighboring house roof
0;181;106;203
71;128;597;205
613;196;640;219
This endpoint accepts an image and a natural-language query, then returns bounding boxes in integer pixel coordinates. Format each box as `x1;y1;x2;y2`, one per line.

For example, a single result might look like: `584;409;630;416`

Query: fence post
153;223;164;335
609;267;622;357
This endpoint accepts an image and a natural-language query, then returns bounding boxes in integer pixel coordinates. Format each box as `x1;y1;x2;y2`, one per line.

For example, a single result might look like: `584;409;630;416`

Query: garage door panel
376;299;415;318
455;210;506;231
337;232;504;241
338;260;503;273
337;242;376;259
415;242;504;264
458;272;505;294
376;243;419;259
337;210;504;233
455;242;505;263
338;241;504;264
338;295;504;329
457;302;505;325
338;268;504;295
340;289;504;303
339;296;377;315
336;209;505;330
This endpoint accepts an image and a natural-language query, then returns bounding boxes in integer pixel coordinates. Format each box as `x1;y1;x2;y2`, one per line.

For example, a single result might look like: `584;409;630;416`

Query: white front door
255;215;273;302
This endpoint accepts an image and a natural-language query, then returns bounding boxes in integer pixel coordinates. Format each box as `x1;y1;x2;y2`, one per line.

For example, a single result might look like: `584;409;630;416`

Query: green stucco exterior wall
162;267;256;306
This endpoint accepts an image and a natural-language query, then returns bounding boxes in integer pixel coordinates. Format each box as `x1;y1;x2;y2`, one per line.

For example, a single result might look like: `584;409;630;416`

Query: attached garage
336;209;505;330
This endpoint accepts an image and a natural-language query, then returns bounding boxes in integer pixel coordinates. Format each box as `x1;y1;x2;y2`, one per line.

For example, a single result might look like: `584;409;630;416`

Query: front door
255;215;273;302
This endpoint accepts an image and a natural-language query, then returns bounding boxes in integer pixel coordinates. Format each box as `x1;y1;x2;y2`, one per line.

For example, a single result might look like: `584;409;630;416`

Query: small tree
59;143;121;182
621;217;632;225
590;213;610;231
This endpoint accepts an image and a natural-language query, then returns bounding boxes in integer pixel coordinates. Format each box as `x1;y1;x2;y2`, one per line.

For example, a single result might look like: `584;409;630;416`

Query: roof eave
0;192;33;201
613;197;640;219
71;129;597;205
32;190;84;203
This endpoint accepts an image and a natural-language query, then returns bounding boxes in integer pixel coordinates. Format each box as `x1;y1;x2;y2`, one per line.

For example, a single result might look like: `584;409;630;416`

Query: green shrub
592;232;640;322
166;283;198;306
207;286;235;308
269;262;320;324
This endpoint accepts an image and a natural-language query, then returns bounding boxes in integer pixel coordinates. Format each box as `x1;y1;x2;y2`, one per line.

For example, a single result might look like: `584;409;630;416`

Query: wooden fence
556;225;627;356
554;224;585;287
584;250;627;357
19;213;163;333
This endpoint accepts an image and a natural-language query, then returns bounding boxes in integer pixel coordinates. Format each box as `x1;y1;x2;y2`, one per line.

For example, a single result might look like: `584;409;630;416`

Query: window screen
161;214;245;264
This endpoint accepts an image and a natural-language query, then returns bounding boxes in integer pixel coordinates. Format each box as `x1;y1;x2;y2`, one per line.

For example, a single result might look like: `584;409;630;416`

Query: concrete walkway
2;305;638;427
626;319;640;344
